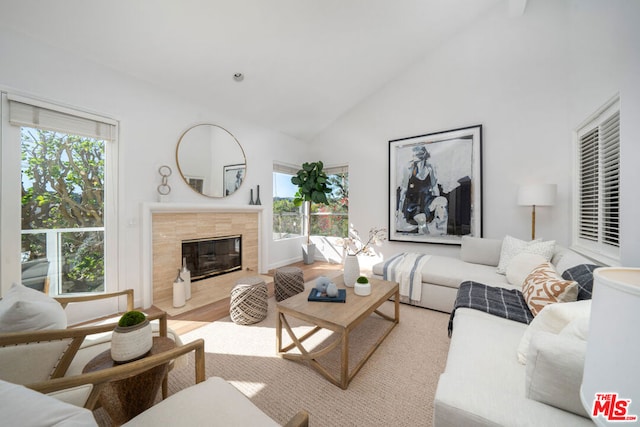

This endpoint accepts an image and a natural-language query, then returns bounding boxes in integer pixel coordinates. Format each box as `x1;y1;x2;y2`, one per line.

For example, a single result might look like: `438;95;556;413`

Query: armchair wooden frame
0;289;166;383
26;338;206;411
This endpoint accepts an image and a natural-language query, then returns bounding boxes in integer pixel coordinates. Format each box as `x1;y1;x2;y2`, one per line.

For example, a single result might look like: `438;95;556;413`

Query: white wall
0;27;307;308
310;0;640;266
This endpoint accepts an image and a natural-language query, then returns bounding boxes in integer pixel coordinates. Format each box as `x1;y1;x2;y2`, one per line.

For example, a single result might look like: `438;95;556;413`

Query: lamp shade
517;184;557;206
581;268;640;425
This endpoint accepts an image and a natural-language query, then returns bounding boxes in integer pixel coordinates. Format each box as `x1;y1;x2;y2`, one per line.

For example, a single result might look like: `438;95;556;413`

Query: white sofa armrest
525;331;589;417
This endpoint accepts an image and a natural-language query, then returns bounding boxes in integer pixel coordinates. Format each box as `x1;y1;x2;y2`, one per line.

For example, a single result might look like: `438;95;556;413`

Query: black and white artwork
223;164;245;196
388;125;482;245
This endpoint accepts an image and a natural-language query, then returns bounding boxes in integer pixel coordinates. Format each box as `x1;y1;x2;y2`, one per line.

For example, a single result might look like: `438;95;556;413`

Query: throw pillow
522;262;578;317
561;264;600;301
505;253;548;287
0;282;67;332
496;235;555;275
516;299;591;364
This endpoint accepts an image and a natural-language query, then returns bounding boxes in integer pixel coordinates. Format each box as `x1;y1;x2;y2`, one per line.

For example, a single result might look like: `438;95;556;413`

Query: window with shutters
573;96;620;264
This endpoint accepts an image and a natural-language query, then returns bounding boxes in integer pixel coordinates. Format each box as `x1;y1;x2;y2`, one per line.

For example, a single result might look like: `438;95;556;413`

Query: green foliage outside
118;310;147;327
21;127;105;293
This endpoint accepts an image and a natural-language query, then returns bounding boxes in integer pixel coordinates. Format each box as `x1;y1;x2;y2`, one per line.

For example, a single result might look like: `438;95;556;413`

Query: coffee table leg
340;330;349;389
276;310;282;353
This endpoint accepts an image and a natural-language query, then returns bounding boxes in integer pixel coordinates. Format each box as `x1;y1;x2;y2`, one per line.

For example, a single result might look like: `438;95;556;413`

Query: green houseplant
111;310;153;363
291;161;332;264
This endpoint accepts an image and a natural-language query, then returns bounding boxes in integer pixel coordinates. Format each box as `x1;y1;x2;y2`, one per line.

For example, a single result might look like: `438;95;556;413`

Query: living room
1;0;639;425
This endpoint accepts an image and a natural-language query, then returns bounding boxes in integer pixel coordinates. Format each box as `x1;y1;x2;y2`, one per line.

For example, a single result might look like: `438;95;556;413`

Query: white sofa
372;236;593;313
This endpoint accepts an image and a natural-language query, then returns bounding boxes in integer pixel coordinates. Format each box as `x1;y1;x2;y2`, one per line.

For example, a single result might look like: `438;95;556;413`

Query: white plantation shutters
575;97;620;262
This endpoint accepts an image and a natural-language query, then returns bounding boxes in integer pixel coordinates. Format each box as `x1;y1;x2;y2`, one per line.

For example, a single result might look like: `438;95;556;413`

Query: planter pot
302;243;316;265
110;319;153;363
343;255;360;287
354;282;371;296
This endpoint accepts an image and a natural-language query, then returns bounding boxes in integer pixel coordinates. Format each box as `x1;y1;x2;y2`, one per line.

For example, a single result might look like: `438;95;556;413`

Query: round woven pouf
274;266;305;302
229;277;268;325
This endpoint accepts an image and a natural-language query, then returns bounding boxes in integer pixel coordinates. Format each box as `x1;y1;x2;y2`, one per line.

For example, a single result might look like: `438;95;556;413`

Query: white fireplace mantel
140;202;264;308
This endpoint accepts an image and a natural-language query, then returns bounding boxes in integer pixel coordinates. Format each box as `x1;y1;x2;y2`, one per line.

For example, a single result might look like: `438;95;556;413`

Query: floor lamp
517;184;557;240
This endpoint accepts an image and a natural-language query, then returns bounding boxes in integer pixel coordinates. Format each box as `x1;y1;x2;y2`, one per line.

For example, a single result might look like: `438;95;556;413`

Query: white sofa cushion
506;253;548;287
496;235;556;274
0;283;67;332
434;308;593;426
525;332;589;417
522;262;579;316
123;376;280;426
0;379;98;426
517;300;591;364
460;236;503;267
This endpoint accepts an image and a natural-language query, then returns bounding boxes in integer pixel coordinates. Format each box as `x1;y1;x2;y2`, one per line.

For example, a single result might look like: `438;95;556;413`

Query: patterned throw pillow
496;235;556;274
522;262;578;316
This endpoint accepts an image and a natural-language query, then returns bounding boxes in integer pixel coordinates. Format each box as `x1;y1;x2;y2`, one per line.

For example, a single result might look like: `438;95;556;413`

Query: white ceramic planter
354;282;371;296
110;320;153;363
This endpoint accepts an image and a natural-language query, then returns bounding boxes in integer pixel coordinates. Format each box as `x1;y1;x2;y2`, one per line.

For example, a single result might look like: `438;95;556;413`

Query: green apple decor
354;276;371;296
291;161;331;265
110;310;153;363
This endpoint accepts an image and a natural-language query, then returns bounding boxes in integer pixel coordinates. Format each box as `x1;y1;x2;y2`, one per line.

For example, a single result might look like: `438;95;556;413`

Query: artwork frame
223;164;246;196
388;124;482;245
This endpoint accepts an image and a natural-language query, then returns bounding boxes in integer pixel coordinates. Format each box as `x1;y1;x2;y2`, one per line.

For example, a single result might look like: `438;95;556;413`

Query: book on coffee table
308;288;346;303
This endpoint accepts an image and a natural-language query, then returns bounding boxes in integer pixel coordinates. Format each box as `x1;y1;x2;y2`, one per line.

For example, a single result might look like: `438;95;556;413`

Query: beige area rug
93;291;451;426
165;295;451;427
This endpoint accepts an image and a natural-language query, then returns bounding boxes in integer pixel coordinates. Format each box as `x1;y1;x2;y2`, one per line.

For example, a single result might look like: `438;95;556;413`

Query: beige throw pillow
522;262;578;316
506;252;548;287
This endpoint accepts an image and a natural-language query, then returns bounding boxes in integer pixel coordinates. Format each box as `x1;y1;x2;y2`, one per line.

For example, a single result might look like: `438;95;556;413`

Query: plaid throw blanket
448;281;534;337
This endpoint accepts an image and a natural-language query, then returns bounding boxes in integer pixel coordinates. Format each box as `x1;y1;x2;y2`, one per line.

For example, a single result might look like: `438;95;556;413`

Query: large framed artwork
223;164;246;196
388;125;482;245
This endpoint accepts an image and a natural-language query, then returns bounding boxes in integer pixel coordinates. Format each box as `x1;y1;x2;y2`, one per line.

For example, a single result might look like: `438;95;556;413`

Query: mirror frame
175;123;247;198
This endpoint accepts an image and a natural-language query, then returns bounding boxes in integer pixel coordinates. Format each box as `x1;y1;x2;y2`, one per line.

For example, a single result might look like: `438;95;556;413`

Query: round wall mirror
176;124;246;198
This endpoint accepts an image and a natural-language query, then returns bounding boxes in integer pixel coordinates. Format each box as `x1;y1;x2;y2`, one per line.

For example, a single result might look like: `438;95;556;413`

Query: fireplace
182;235;242;282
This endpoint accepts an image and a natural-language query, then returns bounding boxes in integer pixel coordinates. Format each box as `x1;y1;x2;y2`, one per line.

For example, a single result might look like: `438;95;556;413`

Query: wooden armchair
0;289;175;390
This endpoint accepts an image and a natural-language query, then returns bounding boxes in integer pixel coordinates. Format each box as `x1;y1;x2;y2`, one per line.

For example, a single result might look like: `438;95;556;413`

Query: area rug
164;296;451;426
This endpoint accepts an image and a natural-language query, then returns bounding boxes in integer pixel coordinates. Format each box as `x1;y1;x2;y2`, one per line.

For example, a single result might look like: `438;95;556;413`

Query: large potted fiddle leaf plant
291;161;331;264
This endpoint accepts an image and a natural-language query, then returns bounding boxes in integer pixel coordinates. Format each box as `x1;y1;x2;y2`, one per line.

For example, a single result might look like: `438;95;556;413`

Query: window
273;164;303;240
273;163;349;240
310;166;348;238
7;94;117;295
574;96;620;263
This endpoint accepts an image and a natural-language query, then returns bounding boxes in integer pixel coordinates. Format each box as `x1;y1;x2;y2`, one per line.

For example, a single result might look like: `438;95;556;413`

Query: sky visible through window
273;172;297;198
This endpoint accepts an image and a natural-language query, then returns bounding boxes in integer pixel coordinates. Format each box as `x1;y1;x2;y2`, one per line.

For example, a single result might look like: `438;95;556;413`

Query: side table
83;336;176;425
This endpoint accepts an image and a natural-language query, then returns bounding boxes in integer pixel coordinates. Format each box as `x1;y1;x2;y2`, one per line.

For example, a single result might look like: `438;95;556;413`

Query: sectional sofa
374;236;599;425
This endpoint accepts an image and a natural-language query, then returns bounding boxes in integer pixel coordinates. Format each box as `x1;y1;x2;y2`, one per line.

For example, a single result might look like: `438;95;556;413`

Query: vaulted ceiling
0;0;507;140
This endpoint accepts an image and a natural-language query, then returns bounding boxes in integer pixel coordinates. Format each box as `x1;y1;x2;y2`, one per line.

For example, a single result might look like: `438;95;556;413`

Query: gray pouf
274;266;305;302
229;277;268;325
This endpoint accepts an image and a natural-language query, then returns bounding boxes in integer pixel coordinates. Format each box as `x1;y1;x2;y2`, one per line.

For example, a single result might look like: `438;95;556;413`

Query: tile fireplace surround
141;203;265;313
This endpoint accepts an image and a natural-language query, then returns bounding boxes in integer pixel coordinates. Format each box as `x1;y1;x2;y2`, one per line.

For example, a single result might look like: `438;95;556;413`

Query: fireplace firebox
182;235;242;282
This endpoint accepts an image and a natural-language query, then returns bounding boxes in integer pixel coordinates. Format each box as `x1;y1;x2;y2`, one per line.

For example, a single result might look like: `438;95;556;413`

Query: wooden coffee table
276;275;399;389
83;336;176;425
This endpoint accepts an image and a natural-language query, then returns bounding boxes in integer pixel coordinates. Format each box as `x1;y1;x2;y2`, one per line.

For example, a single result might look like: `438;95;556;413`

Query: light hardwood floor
152;261;344;335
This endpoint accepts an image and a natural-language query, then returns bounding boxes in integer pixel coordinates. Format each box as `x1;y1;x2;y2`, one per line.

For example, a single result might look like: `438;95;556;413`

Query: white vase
182;257;192;300
343;255;360;287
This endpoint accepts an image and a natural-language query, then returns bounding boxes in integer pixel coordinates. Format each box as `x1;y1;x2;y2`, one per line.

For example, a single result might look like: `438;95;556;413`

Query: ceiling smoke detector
233;73;244;82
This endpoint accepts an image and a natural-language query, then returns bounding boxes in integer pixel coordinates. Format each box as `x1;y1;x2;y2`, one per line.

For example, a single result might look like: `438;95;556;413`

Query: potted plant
354;275;371;296
110;310;153;363
291;161;331;264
